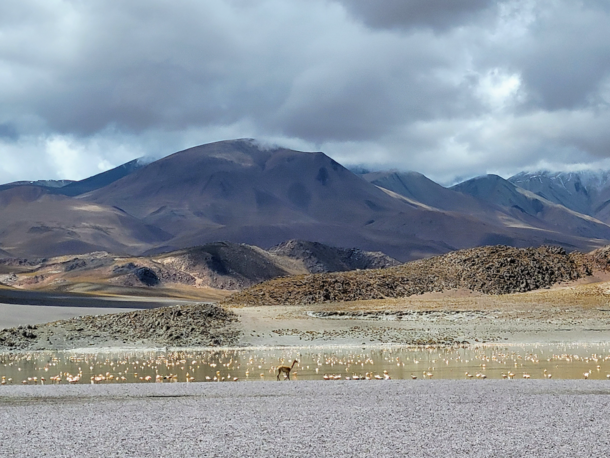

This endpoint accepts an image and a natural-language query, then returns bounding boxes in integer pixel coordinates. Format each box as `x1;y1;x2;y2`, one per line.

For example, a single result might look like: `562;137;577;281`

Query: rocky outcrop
225;245;593;306
588;245;610;270
268;240;400;273
0;304;239;350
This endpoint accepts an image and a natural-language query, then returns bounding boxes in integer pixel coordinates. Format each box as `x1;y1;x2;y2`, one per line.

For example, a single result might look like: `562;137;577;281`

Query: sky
1;0;610;185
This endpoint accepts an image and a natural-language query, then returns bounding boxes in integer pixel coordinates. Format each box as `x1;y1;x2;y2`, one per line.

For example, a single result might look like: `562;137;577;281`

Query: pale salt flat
0;303;138;329
0;380;608;457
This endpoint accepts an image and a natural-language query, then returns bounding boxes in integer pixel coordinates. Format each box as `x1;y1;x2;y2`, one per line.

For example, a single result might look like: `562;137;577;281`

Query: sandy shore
1;380;609;457
1;279;610;456
3;278;610;349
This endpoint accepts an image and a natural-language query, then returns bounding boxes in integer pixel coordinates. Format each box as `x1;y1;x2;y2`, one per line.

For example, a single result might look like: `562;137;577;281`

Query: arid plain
2;276;610;457
2;251;610;458
3;274;610;350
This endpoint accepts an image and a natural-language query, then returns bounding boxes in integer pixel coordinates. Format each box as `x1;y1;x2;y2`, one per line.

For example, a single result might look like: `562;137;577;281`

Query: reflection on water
2;343;610;385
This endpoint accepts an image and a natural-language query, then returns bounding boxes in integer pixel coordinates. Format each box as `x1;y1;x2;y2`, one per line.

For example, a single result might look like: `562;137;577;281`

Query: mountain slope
87;139;408;229
57;158;147;197
85;139;513;260
0;179;73;193
268;240;400;273
0;240;401;293
451;174;610;242
0;186;172;257
363;171;500;217
509;170;610;224
2;139;610;260
365;170;610;251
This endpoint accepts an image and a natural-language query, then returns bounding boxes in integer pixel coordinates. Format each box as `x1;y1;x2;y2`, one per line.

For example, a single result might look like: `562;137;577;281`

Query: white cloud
475;69;522;111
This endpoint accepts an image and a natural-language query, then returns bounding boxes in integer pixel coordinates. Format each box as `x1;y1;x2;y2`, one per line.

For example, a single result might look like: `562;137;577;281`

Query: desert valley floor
3;271;610;349
2;253;610;456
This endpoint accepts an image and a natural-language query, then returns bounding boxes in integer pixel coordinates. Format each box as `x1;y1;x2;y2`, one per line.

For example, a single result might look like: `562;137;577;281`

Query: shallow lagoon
2;343;610;385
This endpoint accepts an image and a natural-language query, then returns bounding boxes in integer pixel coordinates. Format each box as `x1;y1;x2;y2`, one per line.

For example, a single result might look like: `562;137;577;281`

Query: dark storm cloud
0;0;485;143
270;32;483;142
479;1;610;112
15;2;286;134
0;1;299;137
334;0;498;32
0;124;18;141
1;0;610;185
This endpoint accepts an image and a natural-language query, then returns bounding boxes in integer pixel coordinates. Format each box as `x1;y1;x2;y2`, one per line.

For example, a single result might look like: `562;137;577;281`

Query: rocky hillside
224;245;594;306
0;240;400;293
588;245;610;270
0;303;239;351
268;240;400;273
153;242;303;290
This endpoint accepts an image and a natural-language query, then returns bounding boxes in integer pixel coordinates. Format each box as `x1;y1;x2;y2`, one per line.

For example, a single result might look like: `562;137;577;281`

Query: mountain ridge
2;139;610;260
0;239;400;293
508;170;610;223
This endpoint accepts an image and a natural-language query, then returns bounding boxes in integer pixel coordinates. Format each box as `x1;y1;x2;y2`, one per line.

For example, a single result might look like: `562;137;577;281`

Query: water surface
2;343;610;385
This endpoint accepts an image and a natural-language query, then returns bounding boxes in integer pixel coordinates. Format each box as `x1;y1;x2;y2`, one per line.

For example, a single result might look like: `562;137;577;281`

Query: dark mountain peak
452;174;517;196
158;138;289;170
507;170;610;219
57;157;148;197
5;179;72;188
364;170;430;182
510;169;610;192
451;174;549;216
448;173;610;243
88;139;360;217
364;170;441;187
461;174;508;184
157;139;340;173
363;170;447;204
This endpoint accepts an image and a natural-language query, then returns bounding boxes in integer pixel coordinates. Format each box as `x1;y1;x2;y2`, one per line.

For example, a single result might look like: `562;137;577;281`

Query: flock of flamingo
1;344;610;385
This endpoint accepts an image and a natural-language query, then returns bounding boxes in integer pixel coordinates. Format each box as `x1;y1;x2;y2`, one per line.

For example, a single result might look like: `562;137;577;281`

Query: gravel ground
1;380;609;457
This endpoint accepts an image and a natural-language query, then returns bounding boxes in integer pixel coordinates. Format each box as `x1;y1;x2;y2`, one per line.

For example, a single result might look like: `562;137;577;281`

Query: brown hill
224;245;595;306
0;240;400;294
269;240;400;273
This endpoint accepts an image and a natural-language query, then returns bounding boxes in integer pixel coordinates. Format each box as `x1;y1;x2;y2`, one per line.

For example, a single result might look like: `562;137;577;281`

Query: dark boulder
135;267;160;286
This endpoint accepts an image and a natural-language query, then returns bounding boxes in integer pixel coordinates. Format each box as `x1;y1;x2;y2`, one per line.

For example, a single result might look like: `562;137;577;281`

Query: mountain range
509;170;610;222
1;138;610;261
